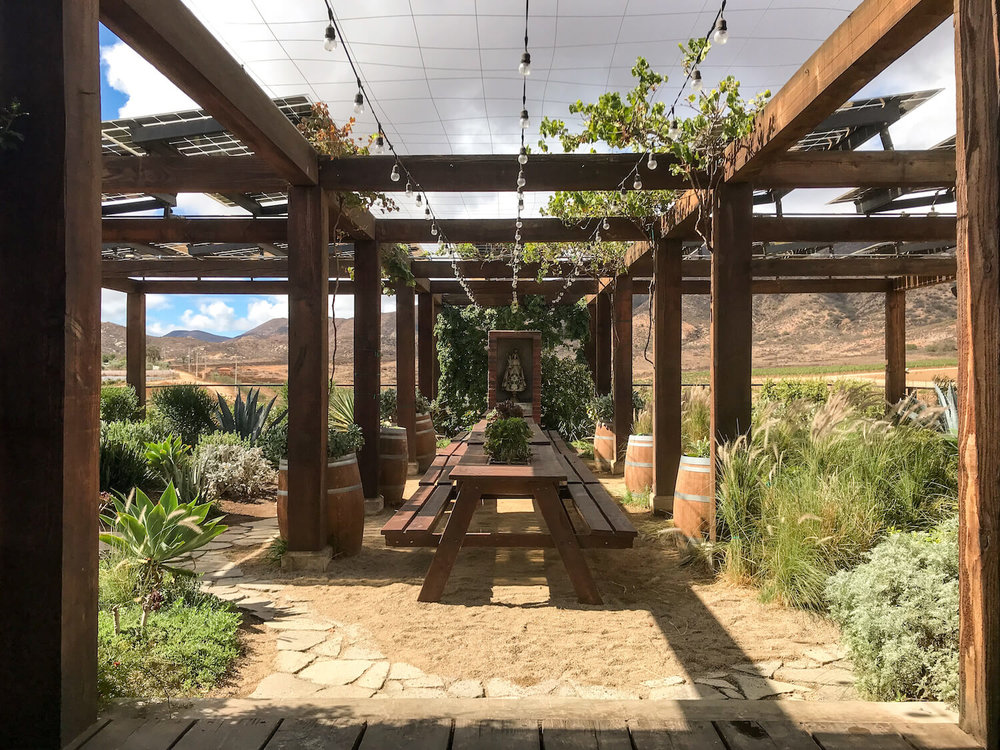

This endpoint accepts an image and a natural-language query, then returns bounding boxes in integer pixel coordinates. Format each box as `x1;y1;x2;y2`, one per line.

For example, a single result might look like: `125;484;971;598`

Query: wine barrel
413;412;436;473
624;434;653;493
593;422;616;472
673;454;713;541
277;454;365;555
378;425;409;508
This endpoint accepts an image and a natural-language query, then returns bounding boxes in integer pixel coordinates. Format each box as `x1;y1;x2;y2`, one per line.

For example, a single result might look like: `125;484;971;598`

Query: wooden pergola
1;0;996;747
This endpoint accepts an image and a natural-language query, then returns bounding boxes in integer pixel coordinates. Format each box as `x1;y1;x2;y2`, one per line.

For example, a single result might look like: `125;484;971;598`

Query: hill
161;329;230;343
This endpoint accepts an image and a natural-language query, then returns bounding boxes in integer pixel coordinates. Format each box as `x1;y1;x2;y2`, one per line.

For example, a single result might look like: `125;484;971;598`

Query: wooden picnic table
381;420;636;605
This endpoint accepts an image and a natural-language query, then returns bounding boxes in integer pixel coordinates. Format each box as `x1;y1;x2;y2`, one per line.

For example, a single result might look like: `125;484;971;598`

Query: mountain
236;318;288;339
161;329;230;343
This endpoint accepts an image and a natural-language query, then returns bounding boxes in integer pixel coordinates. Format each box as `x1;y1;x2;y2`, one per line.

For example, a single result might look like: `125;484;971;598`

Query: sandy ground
227;484;841;694
209;614;277;699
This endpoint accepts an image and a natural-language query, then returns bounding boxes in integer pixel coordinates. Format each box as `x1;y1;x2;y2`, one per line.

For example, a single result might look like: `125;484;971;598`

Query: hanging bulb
516;170;526;188
518;196;525;211
519;51;532;76
603;218;610;231
372;135;385;155
929;205;938;216
415;193;422;207
595;231;601;243
713;17;729;45
515;230;521;241
424;206;431;220
518;146;528;165
405;180;413;196
516;219;523;229
668;119;680;139
390;163;400;182
691;69;703;92
438;235;444;247
647;152;657;170
620;187;627;200
633;175;642;190
431;223;439;236
353;90;364;114
520;109;529;130
324;23;337;52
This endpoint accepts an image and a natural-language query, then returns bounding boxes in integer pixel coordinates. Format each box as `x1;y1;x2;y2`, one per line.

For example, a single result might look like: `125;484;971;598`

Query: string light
633;175;643;190
415;193;422;207
518;147;528;165
647;152;657;170
519;109;530;130
372;134;385;154
405;180;413;196
668;118;680;139
713;16;729;44
690;69;703;92
390;163;400;181
516;219;523;229
431;223;438;236
517;170;526;188
424;206;431;220
324;23;337;51
602;218;610;231
519;51;532;76
353;89;364;114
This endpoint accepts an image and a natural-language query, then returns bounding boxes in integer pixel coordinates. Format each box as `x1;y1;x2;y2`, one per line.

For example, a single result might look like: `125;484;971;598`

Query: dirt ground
230;486;842;693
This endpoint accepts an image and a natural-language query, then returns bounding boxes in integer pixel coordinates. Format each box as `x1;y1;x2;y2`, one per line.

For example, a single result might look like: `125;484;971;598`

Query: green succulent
216;386;285;445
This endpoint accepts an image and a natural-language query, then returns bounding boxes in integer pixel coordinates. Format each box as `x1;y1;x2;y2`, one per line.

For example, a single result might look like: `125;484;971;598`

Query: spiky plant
215;387;284;445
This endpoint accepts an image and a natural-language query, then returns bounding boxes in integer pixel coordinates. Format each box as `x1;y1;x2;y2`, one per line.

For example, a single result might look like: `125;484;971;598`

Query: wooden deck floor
66;699;981;750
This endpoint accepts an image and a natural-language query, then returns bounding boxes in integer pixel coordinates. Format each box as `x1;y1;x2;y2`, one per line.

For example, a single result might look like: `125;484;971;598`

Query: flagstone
298;659;371;686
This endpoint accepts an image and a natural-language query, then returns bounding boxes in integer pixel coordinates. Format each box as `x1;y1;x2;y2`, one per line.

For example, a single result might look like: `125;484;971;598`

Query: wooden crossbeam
133;280;354;294
102;155;286;193
378;217;650;243
103;211;373;242
428;279;598;295
754;214;956;242
100;0;319;185
753;150;957;189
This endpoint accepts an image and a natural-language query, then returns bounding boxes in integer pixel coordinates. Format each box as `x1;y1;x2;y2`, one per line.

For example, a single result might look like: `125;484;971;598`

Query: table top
448;443;567;481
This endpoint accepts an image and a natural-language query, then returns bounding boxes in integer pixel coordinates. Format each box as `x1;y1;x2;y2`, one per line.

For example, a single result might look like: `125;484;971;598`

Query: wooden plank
897;722;983;749
103;155;287;194
407;485;455;534
381;485;433;535
801;723;912;750
126;292;147;408
753;150;956;189
536;485;603;604
285;186;329;551
358;721;452;749
172;719;278;750
429;279;597;296
355;239;382;500
379;217;648;244
396;283;417;462
418;483;483;601
955;0;1000;745
0;1;101;745
586;482;638;536
137;280;354;295
653;238;682;515
453;719;540;749
753;215;956;243
885;288;907;405
612;274;634;465
542;720;631;750
100;0;318;184
595;292;612;395
567;484;614;534
103;217;288;244
79;719;195;750
263;718;364;749
629;719;728;750
714;720;820;750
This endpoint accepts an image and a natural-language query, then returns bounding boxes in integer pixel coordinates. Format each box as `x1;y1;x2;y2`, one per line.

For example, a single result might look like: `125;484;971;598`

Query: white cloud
246;296;288;326
146;294;172;311
180;299;240;332
101;289;127;324
101;42;196;118
147;321;172;336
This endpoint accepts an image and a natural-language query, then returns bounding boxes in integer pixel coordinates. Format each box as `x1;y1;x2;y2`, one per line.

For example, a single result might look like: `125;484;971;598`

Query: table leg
535;485;603;605
418;481;482;602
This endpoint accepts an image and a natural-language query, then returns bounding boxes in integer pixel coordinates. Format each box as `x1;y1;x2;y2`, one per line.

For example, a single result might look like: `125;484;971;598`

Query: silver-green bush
197;442;276;502
825;516;958;703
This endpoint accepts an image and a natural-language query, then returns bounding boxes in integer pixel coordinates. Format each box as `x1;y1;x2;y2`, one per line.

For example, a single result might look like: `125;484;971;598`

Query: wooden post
396;282;417;462
286;186;329;553
586;302;598;383
885;288;907;405
431;295;440;399
612;274;633;470
653;238;682;515
355;239;382;501
418;291;434;400
0;1;100;745
126;290;147;407
595;291;612;395
710;182;753;540
955;0;1000;744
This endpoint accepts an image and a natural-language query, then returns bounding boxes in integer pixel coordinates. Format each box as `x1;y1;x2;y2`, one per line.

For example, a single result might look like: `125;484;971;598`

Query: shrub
144;435;206;503
198;442;277;502
826;517;958;703
379;388;397;425
681;386;711;453
632;404;652;435
484;417;531;464
492;399;524;420
101;384;140;422
198;430;249;449
151;385;217;445
587;393;614;425
415;389;432;414
328;423;364;459
257;420;364;468
757;378;828;405
540;352;595;441
215;387;284;445
99;420;165;495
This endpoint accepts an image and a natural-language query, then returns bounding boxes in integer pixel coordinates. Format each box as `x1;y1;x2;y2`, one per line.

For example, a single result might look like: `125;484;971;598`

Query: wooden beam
710;184;754;543
885;288;907;404
136;280;354;295
378;217;649;244
653;238;682;515
754;150;957;188
100;0;319;185
427;279;597;296
104;217;287;243
396;283;417;462
127;292;147;408
102;155;287;193
732;0;953;176
955;0;1000;744
754;215;956;243
285;186;329;553
355;239;382;500
612;275;633;472
596;292;612;396
410;259;578;279
0;0;100;744
321;153;690;192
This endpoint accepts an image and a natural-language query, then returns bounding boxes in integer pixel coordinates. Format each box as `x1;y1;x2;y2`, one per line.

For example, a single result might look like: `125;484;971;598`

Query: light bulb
713;18;729;44
415;194;422;207
929;205;938;216
668;119;680;139
595;231;601;243
518;197;524;210
519;109;529;130
515;230;521;241
518;146;528;165
438;235;444;246
424;207;431;220
324;24;337;52
691;69;703;92
620;187;627;199
516;219;522;229
431;223;438;236
405;180;413;196
633;175;642;190
353;90;364;114
647;152;657;170
516;170;526;188
602;218;609;231
519;51;532;76
390;163;400;182
372;135;385;155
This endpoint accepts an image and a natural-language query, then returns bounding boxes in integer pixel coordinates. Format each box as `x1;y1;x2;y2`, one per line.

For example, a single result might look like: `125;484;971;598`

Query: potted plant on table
484;401;532;465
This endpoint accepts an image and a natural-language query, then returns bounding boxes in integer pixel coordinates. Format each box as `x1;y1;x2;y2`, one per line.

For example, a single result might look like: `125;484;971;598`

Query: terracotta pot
593;422;616;471
673;454;713;541
413;412;436;473
624;434;653;493
378;425;409;508
277;454;365;555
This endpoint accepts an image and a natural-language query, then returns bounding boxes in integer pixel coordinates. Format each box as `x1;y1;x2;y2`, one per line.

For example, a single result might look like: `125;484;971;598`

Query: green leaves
215;386;284;445
484;417;532;465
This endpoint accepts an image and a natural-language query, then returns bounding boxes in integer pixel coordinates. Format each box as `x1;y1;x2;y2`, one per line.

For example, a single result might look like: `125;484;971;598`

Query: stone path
189;519;859;702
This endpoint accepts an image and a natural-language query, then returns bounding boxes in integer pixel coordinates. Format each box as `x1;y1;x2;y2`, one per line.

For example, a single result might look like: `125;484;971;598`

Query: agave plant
216;387;285;445
329;386;355;432
144;435;206;503
100;483;226;628
933;380;958;435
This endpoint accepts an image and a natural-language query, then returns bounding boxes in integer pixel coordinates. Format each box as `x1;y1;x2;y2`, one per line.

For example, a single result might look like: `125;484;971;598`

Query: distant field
632;358;959;386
